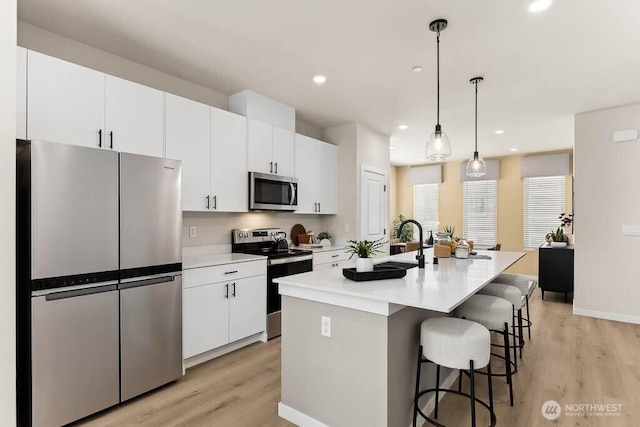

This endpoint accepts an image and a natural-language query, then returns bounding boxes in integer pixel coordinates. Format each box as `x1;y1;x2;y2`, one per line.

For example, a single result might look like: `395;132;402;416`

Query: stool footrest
415;387;497;427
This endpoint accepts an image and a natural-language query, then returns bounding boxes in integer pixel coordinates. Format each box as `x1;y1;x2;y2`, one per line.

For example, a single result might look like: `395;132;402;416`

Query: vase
356;257;374;273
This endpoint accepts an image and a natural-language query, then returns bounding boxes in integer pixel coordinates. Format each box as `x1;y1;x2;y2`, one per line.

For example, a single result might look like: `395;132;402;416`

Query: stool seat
421;317;490;370
492;273;537;297
454;295;513;330
478;283;523;308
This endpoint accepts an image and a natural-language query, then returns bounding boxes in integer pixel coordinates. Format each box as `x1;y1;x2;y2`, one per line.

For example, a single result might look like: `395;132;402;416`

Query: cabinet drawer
184;260;267;288
313;249;350;266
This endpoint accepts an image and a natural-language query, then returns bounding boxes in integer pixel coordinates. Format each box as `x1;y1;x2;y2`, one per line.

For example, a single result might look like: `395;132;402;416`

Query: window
463;180;497;245
524;176;565;249
413;184;439;237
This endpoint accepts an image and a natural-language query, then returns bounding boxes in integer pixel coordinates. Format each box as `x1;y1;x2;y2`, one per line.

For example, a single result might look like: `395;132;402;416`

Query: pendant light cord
436;31;440;126
474;79;478;153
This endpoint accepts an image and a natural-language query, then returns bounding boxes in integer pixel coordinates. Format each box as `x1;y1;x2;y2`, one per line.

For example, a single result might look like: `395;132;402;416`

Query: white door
360;167;388;248
165;93;211;211
317;141;338;214
247;119;273;174
211;108;248;212
183;283;230;359
229;276;266;342
272;127;295;177
28;51;105;148
105;76;164;157
294;134;318;214
16;47;27;140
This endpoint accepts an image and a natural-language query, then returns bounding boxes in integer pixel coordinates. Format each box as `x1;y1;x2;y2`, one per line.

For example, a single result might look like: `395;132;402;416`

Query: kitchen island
275;249;525;427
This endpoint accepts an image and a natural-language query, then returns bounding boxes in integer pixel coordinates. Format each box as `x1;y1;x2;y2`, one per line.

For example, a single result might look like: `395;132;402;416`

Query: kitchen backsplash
182;211;331;247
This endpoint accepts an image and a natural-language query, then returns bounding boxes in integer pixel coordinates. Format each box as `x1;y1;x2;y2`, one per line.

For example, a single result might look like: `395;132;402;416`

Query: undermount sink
375;261;419;270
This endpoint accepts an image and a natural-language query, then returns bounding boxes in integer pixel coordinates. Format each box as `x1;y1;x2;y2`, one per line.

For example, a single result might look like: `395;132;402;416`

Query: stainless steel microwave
249;172;298;211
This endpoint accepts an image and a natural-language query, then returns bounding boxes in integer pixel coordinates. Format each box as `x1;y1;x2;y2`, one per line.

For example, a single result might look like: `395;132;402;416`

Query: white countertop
276;248;526;314
291;245;347;253
183;252;267;270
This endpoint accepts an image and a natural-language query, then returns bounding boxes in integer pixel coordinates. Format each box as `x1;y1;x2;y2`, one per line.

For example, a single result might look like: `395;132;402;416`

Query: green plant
346;237;386;259
317;231;332;241
549;227;568;243
392;214;414;243
443;225;455;237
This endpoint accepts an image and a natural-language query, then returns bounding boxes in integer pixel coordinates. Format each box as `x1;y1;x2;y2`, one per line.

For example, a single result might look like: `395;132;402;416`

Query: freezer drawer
31;285;119;427
120;275;183;401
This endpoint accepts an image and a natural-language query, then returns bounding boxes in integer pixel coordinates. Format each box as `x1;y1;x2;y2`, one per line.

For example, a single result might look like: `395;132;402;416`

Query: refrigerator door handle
119;275;175;290
45;284;117;301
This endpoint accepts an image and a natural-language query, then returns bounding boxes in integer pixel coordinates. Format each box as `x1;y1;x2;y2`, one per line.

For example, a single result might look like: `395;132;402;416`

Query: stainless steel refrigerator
17;140;183;427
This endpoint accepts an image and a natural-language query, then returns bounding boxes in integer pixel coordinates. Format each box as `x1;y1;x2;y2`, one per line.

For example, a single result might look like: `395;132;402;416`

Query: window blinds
463;180;497;245
413;184;439;237
524;176;565;249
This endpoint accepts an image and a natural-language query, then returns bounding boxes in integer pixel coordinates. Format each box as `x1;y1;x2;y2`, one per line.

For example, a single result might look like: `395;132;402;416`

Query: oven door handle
289;183;295;205
268;254;313;266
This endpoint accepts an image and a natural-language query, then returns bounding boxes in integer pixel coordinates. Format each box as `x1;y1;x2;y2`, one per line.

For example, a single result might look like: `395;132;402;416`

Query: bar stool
492;273;537;340
477;283;525;362
454;294;516;406
414;317;496;427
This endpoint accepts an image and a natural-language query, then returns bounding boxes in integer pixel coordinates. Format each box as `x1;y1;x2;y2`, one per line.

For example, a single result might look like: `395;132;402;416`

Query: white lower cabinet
183;260;266;360
312;248;351;270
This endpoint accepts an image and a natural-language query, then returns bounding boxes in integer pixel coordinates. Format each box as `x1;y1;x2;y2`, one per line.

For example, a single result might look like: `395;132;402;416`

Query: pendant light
466;77;487;177
425;19;452;161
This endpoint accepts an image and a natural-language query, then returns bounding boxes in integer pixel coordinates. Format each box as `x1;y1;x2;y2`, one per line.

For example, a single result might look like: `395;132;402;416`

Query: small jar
455;244;470;259
434;233;452;258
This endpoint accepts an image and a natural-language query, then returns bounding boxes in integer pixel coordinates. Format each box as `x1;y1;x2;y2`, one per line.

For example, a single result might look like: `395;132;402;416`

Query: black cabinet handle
274;162;278;174
206;195;210;209
213;195;217;210
331;254;339;258
224;284;229;299
270;162;273;173
224;270;238;275
109;131;113;149
98;129;102;148
232;283;236;297
318;202;321;213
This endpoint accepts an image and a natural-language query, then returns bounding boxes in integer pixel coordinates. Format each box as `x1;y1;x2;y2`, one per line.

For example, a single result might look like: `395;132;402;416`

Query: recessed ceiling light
389;145;396;150
412;66;423;72
510;147;519;152
528;0;552;13
494;129;505;135
313;75;327;84
398;124;409;130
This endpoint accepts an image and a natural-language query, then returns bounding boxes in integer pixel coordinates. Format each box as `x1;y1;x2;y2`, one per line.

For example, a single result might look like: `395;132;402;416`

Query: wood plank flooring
79;289;639;426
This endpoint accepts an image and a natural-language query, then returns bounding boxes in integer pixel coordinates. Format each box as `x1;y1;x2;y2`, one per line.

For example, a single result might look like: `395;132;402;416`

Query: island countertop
275;248;526;315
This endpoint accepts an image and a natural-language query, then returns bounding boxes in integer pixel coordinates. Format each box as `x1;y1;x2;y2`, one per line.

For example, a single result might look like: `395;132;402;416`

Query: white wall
0;0;17;422
574;103;640;323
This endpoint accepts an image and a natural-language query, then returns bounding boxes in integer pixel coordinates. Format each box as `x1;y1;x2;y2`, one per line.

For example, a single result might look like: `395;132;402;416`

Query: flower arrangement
346;237;386;259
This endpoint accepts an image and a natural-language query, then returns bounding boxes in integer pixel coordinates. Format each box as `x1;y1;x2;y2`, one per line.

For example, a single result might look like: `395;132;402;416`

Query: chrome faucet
396;219;425;268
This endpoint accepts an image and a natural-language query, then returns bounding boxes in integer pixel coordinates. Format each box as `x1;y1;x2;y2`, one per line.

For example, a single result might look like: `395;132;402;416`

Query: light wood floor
79;289;639;427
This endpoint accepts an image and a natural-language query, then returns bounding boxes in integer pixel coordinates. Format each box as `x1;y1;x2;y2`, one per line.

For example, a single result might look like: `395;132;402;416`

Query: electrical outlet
189;226;197;238
321;316;331;337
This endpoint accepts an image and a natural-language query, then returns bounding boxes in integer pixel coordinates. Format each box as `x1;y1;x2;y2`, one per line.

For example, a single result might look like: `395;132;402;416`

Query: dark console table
538;244;574;302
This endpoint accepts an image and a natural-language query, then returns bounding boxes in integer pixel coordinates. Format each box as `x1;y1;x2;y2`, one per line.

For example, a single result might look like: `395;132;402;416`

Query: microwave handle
289;183;296;205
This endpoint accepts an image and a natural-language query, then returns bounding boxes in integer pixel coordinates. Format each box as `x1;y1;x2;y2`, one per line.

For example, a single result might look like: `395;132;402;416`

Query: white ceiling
18;0;640;165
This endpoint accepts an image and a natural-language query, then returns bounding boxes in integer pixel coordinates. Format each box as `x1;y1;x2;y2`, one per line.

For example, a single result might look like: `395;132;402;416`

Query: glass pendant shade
466;151;486;178
426;126;451;160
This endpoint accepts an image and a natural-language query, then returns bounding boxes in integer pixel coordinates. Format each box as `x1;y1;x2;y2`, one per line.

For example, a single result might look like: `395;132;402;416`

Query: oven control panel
232;228;285;244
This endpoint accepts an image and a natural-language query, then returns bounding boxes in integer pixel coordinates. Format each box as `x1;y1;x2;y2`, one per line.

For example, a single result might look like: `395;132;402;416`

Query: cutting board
291;224;306;246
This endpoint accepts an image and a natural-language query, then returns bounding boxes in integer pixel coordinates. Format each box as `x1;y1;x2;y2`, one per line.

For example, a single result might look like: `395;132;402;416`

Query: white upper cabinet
247;119;273;174
317;141;338;214
272;127;295;177
294;134;338;214
165;93;211;211
211;108;248;212
28;50;105;148
104;76;164;157
16;47;27;140
294;134;318;214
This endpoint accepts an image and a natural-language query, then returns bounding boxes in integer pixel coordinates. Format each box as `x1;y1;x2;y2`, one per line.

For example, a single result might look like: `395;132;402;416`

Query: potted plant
392;214;414;243
548;227;569;247
317;231;332;246
346;237;386;272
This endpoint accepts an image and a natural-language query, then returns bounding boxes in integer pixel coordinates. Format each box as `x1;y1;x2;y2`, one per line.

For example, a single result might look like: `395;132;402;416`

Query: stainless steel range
232;228;312;339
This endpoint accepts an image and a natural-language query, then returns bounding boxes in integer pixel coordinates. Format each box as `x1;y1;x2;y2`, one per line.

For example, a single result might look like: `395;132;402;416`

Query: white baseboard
278;402;329;427
278;370;460;427
184;332;265;369
573;307;640;325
